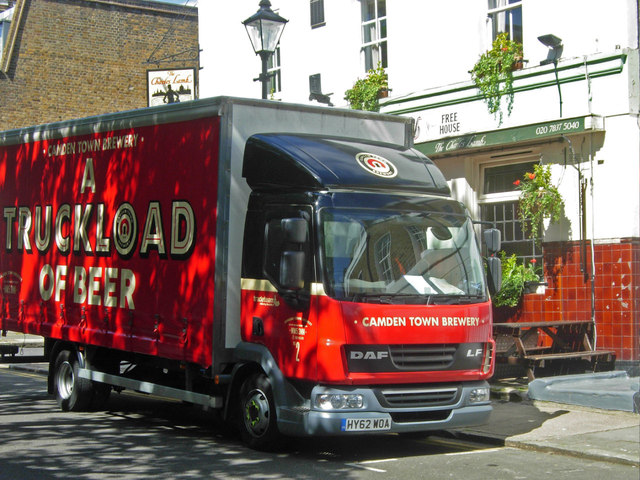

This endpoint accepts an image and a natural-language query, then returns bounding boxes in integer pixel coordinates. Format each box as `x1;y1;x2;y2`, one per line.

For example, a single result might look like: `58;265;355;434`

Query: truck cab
237;134;496;447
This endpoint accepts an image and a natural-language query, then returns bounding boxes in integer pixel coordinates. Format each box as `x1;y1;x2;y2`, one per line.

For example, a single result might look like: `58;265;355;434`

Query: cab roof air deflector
242;134;451;195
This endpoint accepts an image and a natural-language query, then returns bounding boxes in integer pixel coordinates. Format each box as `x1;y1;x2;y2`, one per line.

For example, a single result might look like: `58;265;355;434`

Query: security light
538;34;563;65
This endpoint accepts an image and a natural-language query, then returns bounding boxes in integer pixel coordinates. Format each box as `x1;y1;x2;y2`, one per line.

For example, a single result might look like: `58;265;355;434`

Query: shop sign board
416;116;603;156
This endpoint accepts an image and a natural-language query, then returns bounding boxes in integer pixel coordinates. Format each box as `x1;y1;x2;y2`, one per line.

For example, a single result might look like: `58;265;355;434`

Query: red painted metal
1;116;220;368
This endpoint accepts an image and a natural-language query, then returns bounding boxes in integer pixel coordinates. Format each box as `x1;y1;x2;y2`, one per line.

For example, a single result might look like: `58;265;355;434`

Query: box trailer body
0;97;497;448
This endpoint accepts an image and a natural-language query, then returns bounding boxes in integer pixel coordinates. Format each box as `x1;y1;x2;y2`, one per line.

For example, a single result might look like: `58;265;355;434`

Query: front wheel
238;372;282;450
53;349;93;412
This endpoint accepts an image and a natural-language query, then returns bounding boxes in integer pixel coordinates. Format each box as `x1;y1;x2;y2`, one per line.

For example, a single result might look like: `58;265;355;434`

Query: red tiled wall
493;239;639;361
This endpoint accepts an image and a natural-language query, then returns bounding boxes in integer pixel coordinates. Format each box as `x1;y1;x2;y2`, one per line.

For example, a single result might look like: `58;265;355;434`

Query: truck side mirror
282;218;307;244
483;228;501;254
280;251;305;290
487;255;502;294
280;217;308;289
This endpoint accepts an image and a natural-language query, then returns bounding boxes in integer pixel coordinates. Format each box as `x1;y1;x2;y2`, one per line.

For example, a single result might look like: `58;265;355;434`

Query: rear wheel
238;372;282;450
53;349;93;412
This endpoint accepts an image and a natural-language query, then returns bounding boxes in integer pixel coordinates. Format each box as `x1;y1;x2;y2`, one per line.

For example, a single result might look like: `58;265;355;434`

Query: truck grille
377;386;460;408
389;344;457;370
345;343;482;373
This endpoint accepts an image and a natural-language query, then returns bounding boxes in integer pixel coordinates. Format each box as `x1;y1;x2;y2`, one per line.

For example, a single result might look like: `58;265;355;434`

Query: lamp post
242;1;288;99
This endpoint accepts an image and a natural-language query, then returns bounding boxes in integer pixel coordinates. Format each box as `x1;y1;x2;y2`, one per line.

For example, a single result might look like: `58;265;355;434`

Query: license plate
341;416;391;432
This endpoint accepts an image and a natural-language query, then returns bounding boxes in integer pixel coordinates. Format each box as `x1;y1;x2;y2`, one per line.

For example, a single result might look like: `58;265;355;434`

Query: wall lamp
538;34;563;66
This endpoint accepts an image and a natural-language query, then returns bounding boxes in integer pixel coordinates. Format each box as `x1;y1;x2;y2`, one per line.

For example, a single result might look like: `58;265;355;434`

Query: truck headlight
469;387;490;403
316;394;364;410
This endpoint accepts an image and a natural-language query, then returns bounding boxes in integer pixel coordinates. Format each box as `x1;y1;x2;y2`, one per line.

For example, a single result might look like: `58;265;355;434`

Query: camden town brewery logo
355;152;398;178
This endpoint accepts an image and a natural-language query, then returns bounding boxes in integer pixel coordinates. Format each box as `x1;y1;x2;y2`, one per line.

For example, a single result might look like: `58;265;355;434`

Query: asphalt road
0;367;637;480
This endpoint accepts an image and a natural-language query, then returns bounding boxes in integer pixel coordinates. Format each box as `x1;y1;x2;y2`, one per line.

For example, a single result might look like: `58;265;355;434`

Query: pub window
310;0;325;28
480;161;541;264
361;0;387;72
488;0;522;45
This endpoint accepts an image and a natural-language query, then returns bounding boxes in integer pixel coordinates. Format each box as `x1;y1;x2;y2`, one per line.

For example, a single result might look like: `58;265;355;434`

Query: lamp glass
244;18;286;54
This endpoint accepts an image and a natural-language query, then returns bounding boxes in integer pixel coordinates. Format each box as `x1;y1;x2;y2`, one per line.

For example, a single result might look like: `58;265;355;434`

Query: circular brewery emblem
113;203;138;256
355;152;398;178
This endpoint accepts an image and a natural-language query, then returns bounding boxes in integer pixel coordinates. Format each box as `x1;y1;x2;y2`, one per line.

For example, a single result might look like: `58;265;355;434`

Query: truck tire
53;349;93;412
238;372;282;450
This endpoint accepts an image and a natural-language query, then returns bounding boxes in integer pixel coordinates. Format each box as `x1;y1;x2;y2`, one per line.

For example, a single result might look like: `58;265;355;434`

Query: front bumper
276;381;492;437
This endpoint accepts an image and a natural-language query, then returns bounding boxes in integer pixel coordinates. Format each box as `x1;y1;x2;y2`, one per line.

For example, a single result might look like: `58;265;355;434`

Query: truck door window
263;212;312;290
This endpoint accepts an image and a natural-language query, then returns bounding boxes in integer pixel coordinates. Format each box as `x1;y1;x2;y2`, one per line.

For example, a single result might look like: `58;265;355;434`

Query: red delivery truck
0;97;502;449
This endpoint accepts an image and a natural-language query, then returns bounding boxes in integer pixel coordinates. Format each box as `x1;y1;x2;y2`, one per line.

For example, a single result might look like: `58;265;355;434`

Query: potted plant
470;32;523;125
493;253;541;307
515;164;564;239
344;63;389;112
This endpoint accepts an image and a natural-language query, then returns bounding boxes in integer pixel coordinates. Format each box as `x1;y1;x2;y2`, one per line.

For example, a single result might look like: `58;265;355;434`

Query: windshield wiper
350;294;395;304
429;294;485;305
348;293;485;305
350;294;433;305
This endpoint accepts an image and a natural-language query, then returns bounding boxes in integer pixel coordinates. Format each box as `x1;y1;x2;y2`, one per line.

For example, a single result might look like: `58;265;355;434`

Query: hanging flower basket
470;33;523;125
515;164;564;239
345;63;389;112
493;253;541;307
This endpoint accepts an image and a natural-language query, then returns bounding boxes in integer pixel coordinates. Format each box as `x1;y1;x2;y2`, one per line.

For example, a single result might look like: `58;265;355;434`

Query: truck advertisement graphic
2;115;219;367
1;98;500;450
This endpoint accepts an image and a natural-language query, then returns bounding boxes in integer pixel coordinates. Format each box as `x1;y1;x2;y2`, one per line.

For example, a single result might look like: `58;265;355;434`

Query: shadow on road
0;372;497;480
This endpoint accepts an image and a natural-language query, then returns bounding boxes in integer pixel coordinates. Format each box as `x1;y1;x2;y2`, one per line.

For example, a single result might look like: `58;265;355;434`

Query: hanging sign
147;68;196;107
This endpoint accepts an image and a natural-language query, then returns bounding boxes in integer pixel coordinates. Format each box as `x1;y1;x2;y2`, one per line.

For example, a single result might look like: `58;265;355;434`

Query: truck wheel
53;350;93;412
238;372;282;450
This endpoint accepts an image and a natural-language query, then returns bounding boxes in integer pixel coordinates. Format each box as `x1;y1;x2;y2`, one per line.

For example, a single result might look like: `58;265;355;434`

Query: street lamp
242;0;288;99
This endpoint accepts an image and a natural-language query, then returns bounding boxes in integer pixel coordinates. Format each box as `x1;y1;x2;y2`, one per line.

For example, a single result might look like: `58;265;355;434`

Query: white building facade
198;1;639;367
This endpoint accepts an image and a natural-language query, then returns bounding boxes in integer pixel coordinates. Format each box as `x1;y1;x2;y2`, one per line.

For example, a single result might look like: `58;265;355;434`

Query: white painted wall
198;1;638;105
197;0;639;243
198;0;362;105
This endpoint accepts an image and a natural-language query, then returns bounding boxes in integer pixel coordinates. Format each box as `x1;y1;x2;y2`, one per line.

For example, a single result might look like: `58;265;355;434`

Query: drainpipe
582;57;598;345
561;135;596;330
588;138;597;347
553;59;563;118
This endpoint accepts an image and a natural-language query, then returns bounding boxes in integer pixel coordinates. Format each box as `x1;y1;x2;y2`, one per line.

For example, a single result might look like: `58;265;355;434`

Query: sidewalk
1;332;638;466
0;330;45;348
0;330;45;361
453;377;640;467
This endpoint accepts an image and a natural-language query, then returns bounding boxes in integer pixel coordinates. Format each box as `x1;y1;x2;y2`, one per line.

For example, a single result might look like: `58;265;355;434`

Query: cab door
240;204;317;380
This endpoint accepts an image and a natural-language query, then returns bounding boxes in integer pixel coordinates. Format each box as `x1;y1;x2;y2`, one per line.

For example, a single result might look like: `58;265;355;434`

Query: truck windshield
320;208;487;304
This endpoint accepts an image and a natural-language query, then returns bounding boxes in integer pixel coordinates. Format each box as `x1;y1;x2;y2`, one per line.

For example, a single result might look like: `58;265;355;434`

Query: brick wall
0;0;198;130
494;239;640;363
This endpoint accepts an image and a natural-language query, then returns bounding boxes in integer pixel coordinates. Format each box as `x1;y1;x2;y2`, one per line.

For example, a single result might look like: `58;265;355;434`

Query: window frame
360;0;387;72
478;156;543;264
0;17;10;59
487;0;522;45
266;46;282;95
